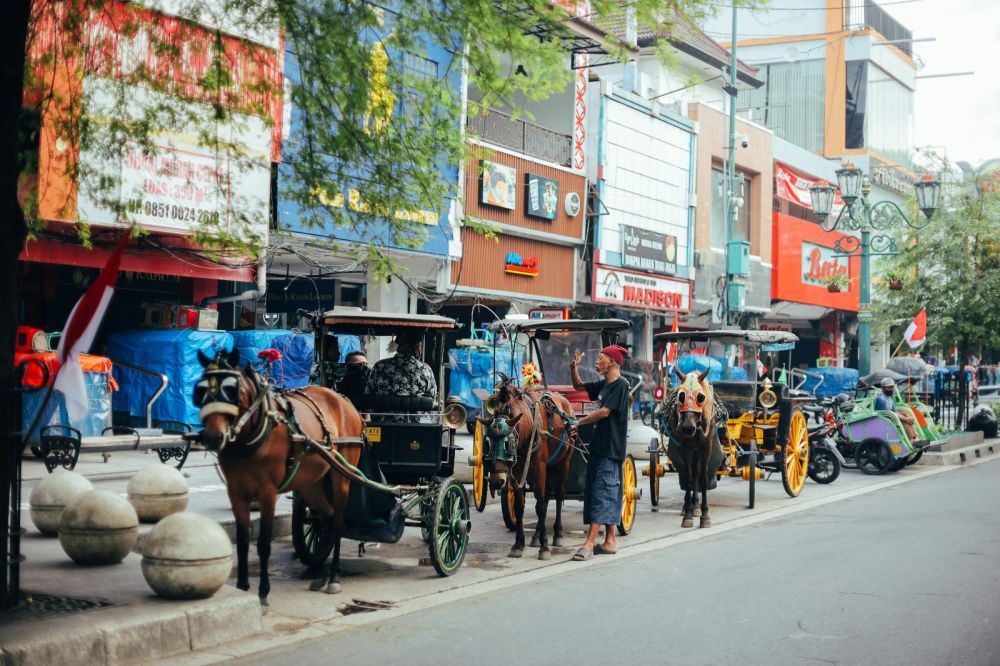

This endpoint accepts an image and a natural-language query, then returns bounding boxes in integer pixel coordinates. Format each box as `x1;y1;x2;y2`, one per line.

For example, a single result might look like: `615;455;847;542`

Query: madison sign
593;265;690;312
622;225;677;276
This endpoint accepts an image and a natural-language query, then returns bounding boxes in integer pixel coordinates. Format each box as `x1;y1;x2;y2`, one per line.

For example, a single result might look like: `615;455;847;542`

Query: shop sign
525;173;558;220
801;241;849;286
505;252;538;277
529;308;570;320
760;323;793;332
480;160;516;210
622;225;677;276
593;265;690;312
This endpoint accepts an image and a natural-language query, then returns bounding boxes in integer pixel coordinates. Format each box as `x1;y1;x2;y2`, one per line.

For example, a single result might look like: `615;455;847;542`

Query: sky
880;0;1000;168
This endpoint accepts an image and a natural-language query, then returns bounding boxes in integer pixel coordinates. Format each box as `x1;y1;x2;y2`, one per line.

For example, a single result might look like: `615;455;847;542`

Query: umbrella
887;356;933;377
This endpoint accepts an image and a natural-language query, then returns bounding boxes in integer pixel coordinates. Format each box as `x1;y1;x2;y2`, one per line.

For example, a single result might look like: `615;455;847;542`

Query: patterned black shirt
366;354;437;401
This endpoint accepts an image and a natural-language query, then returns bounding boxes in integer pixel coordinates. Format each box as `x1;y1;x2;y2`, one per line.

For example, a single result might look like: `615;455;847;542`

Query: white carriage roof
654;329;800;345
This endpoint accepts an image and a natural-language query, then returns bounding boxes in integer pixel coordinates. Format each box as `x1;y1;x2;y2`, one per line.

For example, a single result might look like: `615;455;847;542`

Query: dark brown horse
195;349;364;605
665;367;715;528
481;375;575;560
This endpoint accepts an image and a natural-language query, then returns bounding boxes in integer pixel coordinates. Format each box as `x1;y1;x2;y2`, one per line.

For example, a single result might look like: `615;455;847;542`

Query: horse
480;374;576;560
195;349;364;605
664;367;716;528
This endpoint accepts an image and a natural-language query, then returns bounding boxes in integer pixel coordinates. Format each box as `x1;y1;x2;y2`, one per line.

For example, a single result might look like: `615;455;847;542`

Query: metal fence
844;0;913;56
467;107;573;167
914;373;972;432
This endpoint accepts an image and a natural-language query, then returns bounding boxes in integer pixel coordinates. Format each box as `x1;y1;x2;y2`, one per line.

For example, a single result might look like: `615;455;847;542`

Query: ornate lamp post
809;165;941;376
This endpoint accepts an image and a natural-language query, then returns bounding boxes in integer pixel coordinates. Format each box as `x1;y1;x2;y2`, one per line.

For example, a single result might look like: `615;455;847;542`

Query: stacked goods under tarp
17;352;117;444
798;367;859;398
448;346;524;412
107;329;234;428
229;330;315;389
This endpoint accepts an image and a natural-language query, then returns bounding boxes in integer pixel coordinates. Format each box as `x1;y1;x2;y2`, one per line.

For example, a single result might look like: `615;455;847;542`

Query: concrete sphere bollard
127;464;189;522
141;513;232;599
58;490;138;565
29;470;94;536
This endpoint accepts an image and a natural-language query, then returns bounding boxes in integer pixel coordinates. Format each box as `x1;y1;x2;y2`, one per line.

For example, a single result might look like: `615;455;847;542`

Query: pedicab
290;310;471;577
647;330;811;509
831;378;934;475
469;318;641;538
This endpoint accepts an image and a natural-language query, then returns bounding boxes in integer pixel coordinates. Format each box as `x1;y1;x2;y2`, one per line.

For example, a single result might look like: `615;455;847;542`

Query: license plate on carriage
365;426;381;443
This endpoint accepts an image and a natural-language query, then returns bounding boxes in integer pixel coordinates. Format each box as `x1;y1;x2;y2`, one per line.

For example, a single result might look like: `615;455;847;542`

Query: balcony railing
844;0;912;56
467;107;573;167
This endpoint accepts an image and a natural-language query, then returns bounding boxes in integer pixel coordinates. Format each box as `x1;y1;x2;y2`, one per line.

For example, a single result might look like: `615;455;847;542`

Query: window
844;60;914;167
738;60;825;154
711;168;751;248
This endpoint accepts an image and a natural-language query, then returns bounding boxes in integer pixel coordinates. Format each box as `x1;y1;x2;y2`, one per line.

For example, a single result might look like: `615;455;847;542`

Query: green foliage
875;171;1000;358
824;271;851;290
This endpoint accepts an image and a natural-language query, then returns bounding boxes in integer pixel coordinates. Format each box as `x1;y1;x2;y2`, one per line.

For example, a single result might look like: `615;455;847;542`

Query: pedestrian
568;344;630;561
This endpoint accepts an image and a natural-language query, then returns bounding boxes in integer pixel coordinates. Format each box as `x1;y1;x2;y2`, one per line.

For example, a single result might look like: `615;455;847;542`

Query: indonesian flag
665;311;679;366
903;308;927;349
53;233;130;419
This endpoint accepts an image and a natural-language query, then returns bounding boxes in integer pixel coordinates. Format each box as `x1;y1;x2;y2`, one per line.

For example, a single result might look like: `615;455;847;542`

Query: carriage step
916;440;998;466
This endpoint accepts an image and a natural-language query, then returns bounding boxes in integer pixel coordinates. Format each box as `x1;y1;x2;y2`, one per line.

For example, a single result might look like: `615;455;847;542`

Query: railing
844;0;912;56
467;107;573;167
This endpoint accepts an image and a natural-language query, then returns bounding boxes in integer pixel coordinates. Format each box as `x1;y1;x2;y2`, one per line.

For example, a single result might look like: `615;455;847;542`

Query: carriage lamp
808;164;941;377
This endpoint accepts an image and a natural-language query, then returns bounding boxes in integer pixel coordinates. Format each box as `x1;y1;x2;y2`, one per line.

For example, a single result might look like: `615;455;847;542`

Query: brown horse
195;349;364;605
481;374;575;560
665;367;716;528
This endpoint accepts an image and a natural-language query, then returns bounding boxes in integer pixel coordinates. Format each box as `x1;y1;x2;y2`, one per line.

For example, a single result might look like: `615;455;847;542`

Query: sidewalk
3;437;997;665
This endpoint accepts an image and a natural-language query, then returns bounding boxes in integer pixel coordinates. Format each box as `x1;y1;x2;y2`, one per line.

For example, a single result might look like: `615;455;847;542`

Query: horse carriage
647;330;811;512
468;318;641;559
193;310;470;605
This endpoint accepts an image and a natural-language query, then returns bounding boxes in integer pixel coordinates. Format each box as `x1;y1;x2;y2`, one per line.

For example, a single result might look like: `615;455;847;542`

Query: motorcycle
803;399;847;484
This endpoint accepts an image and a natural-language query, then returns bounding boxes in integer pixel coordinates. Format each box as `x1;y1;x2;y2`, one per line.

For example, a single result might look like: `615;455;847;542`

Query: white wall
700;1;828;41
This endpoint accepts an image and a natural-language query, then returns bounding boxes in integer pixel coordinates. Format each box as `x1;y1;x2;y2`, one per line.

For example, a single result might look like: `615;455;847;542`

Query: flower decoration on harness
257;348;283;363
521;362;542;390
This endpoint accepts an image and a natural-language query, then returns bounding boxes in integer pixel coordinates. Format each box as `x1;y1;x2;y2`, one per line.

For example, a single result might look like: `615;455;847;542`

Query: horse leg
534;465;550;559
681;457;694;528
681;487;694;528
324;529;343;595
255;492;276;606
699;458;712;528
552;497;565;548
509;485;525;558
230;496;253;592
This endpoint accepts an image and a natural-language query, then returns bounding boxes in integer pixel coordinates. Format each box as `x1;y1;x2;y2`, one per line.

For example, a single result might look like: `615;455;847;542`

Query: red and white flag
53;233;130;419
903;308;927;349
665;311;679;367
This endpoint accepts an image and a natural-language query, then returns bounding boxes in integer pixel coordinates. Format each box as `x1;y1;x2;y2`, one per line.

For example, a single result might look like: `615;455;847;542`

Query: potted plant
824;272;851;293
884;270;904;291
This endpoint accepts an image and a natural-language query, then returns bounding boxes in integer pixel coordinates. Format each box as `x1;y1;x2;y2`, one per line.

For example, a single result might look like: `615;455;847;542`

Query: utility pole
723;4;748;326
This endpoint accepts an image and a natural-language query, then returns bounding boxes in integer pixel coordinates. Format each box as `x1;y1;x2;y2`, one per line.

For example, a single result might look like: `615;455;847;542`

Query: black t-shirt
585;377;630;461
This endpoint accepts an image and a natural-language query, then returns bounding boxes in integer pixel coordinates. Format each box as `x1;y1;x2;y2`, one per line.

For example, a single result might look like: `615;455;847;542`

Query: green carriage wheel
291;492;335;568
428;478;470;577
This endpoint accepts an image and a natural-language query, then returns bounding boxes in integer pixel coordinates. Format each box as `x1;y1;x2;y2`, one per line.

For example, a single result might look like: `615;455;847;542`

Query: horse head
195;348;256;451
670;367;714;439
477;373;530;491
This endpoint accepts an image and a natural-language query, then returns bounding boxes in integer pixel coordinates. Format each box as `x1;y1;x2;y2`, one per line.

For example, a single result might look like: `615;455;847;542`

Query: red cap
600;345;627;366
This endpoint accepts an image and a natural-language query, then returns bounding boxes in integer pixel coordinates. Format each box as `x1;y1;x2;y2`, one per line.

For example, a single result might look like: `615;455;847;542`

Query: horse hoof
529;536;540;548
508;547;524;559
237;581;250;592
552;536;564;548
259;597;269;607
700;517;712;528
309;577;328;592
693;507;701;517
681;518;693;528
324;582;342;595
538;549;552;561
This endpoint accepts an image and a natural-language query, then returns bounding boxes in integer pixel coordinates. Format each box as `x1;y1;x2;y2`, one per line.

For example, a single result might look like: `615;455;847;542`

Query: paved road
237;458;1000;666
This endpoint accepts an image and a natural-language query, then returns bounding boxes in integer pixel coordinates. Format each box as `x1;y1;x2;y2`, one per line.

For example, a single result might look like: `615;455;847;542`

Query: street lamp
809;163;940;376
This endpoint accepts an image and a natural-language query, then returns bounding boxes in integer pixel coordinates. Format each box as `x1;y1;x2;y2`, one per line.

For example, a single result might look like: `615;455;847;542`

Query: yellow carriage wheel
472;420;487;512
617;455;638;536
781;411;810;497
501;478;517;531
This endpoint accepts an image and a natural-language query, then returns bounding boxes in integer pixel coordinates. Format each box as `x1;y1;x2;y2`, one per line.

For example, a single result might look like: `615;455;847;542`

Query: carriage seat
361;394;436;414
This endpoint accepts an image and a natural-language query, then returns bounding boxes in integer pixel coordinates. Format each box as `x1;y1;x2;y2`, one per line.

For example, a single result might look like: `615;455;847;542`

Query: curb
0;588;261;666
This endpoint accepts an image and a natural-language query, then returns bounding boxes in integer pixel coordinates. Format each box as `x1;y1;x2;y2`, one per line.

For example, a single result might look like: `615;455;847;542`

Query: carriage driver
567;344;631;561
875;378;919;442
366;331;437;402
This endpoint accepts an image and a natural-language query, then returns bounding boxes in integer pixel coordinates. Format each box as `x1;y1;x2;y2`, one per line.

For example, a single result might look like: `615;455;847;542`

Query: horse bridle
196;364;273;449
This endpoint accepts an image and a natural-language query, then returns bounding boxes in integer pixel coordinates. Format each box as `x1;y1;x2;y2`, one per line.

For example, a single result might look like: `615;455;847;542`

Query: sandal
572;547;594;561
594;543;618;555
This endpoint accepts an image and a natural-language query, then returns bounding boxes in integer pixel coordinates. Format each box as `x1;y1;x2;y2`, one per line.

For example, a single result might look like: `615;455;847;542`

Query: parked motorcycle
803;399;847;484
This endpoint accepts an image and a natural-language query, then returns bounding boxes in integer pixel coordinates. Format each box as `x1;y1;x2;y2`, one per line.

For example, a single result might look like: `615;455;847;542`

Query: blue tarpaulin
108;330;234;427
230;330;315;389
448;347;524;410
22;371;113;444
797;367;859;398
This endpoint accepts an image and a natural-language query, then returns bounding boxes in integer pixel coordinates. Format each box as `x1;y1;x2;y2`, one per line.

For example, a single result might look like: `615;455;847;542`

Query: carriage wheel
648;449;661;507
855;439;893;475
780;411;810;497
291;492;335;568
501;478;517;531
472;420;488;512
429;478;470;577
617;455;638;536
905;449;924;466
807;448;841;485
748;444;758;509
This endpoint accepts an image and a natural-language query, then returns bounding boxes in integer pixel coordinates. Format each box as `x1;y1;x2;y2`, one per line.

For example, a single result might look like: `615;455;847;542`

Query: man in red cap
568;344;630;560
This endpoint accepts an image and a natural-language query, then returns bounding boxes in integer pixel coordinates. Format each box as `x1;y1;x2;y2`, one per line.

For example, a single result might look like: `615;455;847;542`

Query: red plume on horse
195;348;364;605
664;367;718;528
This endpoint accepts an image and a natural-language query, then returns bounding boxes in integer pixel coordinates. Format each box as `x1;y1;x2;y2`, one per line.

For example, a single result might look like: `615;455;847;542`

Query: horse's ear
197;350;212;367
505;413;523;428
227;348;240;369
698;368;710;383
673;366;686;382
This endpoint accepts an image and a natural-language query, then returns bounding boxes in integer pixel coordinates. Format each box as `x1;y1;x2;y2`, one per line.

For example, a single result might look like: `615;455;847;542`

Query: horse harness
487;390;578;490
